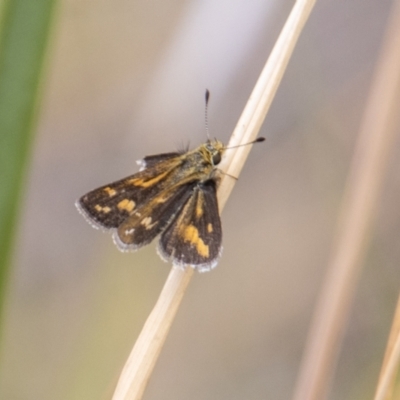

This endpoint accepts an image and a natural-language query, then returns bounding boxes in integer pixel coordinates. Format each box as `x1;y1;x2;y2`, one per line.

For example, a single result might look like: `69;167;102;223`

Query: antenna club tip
205;89;210;102
256;137;266;143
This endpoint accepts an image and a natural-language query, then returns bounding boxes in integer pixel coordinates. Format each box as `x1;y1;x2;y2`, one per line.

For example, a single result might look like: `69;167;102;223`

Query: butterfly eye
212;152;221;165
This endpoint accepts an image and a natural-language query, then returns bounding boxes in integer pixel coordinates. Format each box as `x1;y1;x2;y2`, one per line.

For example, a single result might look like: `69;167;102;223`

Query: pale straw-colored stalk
374;293;400;400
112;1;317;399
292;0;400;399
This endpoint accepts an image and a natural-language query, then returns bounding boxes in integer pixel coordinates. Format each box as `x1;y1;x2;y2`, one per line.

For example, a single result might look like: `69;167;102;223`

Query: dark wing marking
157;180;222;272
113;182;197;251
76;155;184;230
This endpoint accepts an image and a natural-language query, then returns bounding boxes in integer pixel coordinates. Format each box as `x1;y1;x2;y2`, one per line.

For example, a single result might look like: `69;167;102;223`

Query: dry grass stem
112;0;317;398
218;0;317;208
112;267;194;400
292;0;400;399
374;294;400;400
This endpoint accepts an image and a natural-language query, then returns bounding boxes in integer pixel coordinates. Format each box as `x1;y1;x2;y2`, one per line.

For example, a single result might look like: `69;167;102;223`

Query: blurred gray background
1;0;400;399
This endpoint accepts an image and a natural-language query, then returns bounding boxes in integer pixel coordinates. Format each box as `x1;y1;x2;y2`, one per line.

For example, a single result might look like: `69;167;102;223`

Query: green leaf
0;0;57;331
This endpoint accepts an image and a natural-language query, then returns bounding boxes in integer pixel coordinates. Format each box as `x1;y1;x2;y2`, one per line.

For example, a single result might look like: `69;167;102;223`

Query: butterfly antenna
205;89;210;140
225;137;265;150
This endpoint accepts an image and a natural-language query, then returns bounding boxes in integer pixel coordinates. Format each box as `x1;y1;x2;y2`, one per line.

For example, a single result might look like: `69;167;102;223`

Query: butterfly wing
157;180;222;272
137;152;181;170
113;181;197;251
76;153;184;230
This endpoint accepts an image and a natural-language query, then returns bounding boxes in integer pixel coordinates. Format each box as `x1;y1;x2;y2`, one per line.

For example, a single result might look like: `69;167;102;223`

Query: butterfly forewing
139;152;181;170
76;153;184;229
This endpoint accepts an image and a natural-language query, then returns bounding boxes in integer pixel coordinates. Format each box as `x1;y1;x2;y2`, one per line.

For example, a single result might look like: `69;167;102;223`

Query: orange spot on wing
104;187;117;197
117;199;135;212
129;170;170;188
94;204;111;213
183;225;209;258
195;192;204;218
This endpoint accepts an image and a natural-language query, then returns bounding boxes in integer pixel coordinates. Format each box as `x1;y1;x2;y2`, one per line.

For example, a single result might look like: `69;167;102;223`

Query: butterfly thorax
179;139;225;182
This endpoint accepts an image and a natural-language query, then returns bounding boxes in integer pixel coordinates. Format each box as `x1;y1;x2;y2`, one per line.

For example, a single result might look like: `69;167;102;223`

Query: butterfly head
204;139;225;166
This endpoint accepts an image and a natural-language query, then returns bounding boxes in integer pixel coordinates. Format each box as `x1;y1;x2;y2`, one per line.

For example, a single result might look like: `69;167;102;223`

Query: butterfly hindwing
157;179;222;271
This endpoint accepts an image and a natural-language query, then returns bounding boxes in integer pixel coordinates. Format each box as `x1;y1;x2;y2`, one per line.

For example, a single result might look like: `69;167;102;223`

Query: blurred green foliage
0;0;57;332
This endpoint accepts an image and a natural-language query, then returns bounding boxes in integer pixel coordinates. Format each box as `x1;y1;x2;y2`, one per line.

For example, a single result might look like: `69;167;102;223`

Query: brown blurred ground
1;0;400;399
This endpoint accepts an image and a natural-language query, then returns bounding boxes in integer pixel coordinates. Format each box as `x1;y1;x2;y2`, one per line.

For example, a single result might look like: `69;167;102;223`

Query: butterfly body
76;140;225;271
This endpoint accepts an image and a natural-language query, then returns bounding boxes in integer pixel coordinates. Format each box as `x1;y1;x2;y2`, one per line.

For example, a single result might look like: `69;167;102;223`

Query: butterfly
76;91;264;272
